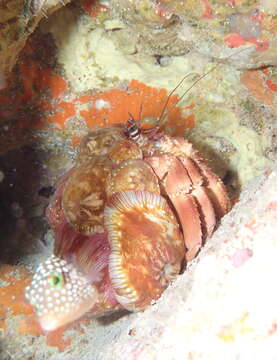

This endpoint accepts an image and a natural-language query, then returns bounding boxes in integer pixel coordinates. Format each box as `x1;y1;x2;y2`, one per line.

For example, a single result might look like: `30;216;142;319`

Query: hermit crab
25;113;231;331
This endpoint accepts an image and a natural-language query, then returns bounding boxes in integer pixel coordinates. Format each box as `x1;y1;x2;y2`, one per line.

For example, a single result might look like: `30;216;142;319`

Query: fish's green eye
48;273;64;289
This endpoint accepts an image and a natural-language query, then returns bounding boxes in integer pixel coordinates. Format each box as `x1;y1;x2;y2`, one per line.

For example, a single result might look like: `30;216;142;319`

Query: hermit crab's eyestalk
25;254;98;331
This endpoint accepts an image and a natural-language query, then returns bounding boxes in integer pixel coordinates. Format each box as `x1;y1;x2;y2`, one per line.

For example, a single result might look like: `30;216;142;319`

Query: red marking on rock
266;80;277;92
224;34;269;52
227;0;236;7
267;201;277;211
224;33;247;48
249;38;269;52
264;168;272;177
154;4;172;19
250;11;265;24
200;0;213;19
262;68;270;75
231;248;253;267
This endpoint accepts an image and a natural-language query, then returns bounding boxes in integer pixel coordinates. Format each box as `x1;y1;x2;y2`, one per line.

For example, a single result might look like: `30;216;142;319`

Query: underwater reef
0;0;276;359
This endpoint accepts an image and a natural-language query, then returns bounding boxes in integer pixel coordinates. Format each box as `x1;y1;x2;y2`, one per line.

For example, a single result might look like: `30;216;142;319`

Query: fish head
25;254;98;331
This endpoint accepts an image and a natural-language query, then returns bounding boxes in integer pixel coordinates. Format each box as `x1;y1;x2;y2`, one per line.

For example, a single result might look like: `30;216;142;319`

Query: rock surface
0;0;72;80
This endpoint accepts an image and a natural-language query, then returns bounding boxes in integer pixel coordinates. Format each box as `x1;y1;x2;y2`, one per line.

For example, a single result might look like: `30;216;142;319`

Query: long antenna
158;73;193;124
159;46;253;125
138;102;143;123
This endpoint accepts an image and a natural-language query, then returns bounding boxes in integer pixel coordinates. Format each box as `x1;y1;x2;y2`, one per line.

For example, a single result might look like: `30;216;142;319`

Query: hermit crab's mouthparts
25;254;98;331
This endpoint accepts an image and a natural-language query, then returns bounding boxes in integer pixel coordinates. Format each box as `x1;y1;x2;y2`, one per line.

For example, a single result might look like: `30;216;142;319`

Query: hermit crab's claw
25;255;98;331
104;190;185;311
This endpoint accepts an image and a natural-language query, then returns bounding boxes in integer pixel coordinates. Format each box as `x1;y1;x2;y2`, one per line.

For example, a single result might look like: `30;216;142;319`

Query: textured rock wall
0;0;72;81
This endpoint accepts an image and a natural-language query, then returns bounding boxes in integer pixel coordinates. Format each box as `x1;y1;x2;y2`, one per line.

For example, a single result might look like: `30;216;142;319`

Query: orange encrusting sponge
20;63;68;101
240;70;274;105
77;80;196;135
16;58;196;134
0;264;33;325
19;316;73;352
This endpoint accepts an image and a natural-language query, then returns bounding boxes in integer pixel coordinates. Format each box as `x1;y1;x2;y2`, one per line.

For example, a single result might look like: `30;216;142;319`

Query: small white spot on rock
95;99;111;110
